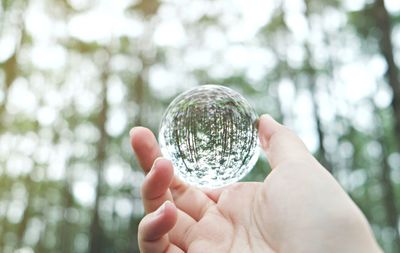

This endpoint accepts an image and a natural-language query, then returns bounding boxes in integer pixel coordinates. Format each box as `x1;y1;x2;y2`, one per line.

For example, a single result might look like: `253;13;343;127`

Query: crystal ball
159;85;259;188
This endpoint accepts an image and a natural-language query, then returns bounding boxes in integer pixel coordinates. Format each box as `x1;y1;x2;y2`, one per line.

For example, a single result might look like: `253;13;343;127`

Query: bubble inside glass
159;85;259;188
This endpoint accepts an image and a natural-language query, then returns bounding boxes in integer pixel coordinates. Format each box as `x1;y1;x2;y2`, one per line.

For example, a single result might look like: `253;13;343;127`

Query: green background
1;0;400;252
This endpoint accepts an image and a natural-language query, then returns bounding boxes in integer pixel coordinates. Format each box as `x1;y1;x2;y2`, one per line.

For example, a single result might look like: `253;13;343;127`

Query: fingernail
156;201;170;216
260;134;268;150
258;116;267;145
153;157;164;166
129;128;136;137
260;114;272;122
148;157;164;175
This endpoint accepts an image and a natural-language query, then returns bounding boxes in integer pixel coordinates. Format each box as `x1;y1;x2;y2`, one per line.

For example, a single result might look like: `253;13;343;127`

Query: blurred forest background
1;0;400;252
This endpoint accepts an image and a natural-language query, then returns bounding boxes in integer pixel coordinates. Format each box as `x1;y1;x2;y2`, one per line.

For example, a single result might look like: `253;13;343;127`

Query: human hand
130;115;382;253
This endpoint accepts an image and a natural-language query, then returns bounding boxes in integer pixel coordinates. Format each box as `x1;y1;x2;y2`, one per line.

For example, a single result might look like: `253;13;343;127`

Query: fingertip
149;158;174;181
129;127;137;138
163;200;177;221
130;127;153;149
139;201;177;242
141;158;174;210
152;200;177;233
153;157;173;170
258;114;282;150
155;200;173;215
258;114;313;169
130;127;162;172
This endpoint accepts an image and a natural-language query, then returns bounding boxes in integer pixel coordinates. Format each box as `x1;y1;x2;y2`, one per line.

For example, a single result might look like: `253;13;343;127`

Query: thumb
258;114;314;169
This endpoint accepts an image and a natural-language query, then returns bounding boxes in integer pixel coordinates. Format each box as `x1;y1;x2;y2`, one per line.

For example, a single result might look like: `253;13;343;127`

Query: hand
130;115;382;253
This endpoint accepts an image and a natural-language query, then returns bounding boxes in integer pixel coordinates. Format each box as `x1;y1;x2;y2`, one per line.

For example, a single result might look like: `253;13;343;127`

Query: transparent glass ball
159;85;259;188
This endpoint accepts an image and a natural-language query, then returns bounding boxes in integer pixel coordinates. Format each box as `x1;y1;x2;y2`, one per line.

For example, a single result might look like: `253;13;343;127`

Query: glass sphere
159;85;259;188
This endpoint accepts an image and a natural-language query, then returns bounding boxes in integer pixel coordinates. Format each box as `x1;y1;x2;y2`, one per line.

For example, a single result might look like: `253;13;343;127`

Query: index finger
130;126;216;222
130;127;162;173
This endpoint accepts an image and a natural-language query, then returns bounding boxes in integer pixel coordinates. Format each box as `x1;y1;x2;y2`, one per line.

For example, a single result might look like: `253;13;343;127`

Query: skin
130;114;383;253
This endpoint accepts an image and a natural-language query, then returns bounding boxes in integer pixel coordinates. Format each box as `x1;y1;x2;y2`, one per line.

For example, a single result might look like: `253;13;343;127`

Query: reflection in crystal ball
159;85;259;188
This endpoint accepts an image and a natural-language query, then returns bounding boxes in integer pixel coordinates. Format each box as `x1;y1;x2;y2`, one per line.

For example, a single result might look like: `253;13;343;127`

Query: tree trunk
126;52;150;252
15;177;34;246
89;61;110;253
59;178;74;253
133;66;146;126
373;0;400;251
309;78;332;171
377;109;400;253
381;144;400;252
373;0;400;143
0;16;26;249
303;0;333;172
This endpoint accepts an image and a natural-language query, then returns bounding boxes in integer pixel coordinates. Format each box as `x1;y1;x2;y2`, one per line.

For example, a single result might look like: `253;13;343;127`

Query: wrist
322;209;382;253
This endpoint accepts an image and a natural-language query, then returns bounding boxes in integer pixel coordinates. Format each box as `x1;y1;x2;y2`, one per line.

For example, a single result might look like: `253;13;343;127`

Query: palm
170;182;275;253
130;126;276;253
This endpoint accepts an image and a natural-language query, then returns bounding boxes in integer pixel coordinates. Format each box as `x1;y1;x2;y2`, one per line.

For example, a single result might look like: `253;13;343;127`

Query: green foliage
0;0;400;252
348;6;378;38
